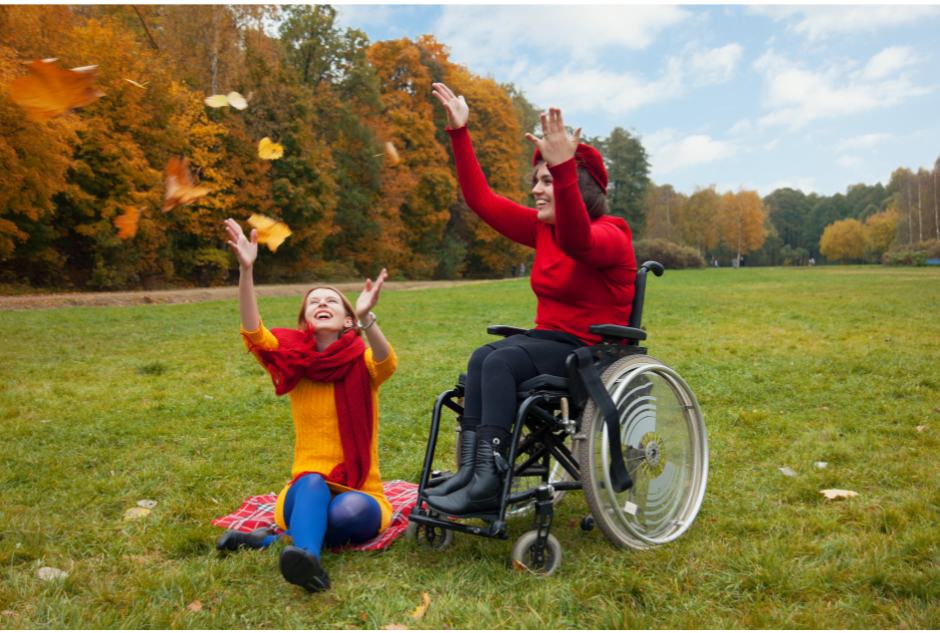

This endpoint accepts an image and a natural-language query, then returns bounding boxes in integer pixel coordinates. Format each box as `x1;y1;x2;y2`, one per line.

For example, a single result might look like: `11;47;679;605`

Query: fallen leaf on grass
137;499;158;509
815;462;828;469
0;610;18;618
821;489;858;500
821;406;830;411
775;499;783;505
916;425;926;433
186;600;203;613
779;467;796;477
410;592;431;619
512;559;533;573
110;469;115;477
381;624;409;630
124;507;151;520
37;566;68;581
934;407;940;415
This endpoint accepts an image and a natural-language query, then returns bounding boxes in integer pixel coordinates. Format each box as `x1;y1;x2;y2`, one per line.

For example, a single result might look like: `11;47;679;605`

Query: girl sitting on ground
216;218;396;594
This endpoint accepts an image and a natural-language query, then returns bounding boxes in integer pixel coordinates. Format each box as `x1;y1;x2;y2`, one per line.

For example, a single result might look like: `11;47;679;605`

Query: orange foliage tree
718;189;766;265
820;218;867;263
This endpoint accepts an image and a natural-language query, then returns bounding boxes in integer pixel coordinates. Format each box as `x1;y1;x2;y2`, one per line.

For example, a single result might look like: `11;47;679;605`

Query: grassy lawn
1;266;939;629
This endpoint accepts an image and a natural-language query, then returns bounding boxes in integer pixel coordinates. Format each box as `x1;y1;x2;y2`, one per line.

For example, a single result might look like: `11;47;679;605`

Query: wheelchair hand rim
595;362;708;546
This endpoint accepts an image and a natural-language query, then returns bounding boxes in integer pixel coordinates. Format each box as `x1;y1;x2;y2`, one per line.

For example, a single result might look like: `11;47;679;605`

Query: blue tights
260;474;381;559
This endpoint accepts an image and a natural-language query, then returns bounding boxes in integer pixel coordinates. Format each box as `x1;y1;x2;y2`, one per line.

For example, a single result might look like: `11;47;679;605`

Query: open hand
525;108;581;167
356;268;388;320
431;83;469;130
224;218;258;269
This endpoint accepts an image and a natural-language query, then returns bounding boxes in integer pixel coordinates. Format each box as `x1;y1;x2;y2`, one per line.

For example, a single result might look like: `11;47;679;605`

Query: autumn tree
820;218;866;263
682;185;720;256
864;209;899;258
718;189;766;266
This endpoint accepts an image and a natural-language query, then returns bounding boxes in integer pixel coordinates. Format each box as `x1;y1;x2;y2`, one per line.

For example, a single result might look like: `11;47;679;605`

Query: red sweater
448;126;636;345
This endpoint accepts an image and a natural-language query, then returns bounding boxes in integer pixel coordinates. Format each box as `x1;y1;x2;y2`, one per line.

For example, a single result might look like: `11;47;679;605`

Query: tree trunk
907;181;913;245
918;177;923;242
934;168;939;240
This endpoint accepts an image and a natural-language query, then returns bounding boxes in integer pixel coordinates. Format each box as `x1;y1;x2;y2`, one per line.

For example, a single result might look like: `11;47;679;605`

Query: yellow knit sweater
241;319;397;533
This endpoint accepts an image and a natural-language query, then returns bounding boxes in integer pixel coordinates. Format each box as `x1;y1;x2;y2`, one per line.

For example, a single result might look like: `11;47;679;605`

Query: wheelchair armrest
487;325;527;338
589;324;647;341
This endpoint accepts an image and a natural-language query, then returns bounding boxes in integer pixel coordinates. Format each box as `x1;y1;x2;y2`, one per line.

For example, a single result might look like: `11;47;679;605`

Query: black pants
462;345;539;445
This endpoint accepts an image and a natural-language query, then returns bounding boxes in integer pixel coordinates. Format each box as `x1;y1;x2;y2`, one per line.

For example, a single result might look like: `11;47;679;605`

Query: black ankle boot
425;439;509;517
215;527;274;551
426;430;477;497
279;546;331;593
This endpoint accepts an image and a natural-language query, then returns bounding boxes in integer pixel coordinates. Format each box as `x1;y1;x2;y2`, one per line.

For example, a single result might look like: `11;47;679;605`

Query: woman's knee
328;492;380;528
468;345;493;375
481;346;528;378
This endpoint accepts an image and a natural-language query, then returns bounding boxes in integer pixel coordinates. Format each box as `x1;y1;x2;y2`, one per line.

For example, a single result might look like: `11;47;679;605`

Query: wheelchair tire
579;355;708;551
405;519;455;550
511;530;562;576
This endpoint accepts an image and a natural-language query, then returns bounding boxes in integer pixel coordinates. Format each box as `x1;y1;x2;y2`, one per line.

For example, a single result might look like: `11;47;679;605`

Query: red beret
533;144;608;192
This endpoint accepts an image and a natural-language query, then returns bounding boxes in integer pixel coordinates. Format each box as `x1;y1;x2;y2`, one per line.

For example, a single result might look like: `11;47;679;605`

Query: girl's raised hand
356;268;388;320
525;108;581;167
431;83;469;130
224;218;258;269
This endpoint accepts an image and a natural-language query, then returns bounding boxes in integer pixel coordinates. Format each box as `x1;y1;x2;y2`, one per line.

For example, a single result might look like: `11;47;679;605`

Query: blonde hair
297;286;362;336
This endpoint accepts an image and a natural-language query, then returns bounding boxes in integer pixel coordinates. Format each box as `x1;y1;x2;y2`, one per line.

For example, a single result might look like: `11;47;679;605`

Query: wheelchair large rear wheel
579;356;708;550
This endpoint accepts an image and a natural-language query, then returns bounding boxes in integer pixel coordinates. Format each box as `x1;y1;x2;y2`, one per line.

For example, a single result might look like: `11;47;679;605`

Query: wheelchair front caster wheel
405;520;455;550
510;531;562;576
580;516;595;532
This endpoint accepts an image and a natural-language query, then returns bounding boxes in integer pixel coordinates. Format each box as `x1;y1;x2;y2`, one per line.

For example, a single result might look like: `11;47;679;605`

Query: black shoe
279;546;331;593
215;527;274;551
425;439;509;516
426;430;477;497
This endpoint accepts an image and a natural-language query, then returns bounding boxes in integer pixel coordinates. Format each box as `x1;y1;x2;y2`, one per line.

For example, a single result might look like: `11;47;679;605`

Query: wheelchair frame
407;261;707;573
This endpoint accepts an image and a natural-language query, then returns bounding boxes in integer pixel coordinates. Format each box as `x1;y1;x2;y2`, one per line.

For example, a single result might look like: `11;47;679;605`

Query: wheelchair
405;261;709;575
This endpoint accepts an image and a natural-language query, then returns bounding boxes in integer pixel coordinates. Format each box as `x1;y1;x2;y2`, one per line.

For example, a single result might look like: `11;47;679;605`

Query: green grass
1;266;939;628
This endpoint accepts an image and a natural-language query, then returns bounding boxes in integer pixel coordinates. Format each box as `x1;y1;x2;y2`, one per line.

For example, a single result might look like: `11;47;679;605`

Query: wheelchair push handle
627;260;663;333
641;260;665;277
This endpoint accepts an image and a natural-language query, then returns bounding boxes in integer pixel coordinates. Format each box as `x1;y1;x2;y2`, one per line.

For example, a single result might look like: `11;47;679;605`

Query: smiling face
301;288;354;334
532;163;555;225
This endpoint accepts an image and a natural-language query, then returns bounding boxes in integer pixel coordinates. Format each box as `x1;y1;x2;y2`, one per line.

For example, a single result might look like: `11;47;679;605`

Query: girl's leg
477;346;539;450
324;491;382;547
462;344;496;433
278;474;333;593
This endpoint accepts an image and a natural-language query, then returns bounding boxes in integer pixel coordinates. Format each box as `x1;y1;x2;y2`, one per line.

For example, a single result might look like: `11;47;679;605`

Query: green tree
598;127;650;236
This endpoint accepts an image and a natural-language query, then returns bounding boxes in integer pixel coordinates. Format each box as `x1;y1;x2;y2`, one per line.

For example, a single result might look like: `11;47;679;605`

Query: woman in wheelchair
428;83;637;517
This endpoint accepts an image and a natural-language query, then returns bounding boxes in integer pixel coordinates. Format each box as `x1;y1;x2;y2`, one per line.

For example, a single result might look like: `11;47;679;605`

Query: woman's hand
225;218;258;270
431;83;469;130
356;268;388;321
525;108;581;167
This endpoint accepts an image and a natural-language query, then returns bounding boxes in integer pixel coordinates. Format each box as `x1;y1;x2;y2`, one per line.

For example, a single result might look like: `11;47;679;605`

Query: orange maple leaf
247;213;292;252
113;206;141;239
9;59;105;122
162;158;210;212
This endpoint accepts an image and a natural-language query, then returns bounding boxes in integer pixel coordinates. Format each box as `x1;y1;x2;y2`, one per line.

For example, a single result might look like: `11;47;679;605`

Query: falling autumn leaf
247;213;291;252
124;507;151;520
186;600;203;613
137;499;158;509
162;157;210;212
204;94;230;108
37;566;68;581
820;489;858;500
258;137;284;160
113;207;141;239
409;592;431;619
226;91;247;110
123;79;149;89
9;59;104;121
246;91;255;103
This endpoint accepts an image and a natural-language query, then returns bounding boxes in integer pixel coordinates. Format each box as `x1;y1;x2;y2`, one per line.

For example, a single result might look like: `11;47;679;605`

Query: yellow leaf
124;507;151;520
820;489;858;500
204;94;229;108
162;158;210;212
123;79;148;89
186;600;203;613
226;92;247;110
258;137;284;160
247;213;292;252
381;624;409;630
386;141;400;167
409;592;431;619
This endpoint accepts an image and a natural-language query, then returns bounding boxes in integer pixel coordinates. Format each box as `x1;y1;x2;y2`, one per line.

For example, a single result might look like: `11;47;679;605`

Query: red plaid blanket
211;480;419;552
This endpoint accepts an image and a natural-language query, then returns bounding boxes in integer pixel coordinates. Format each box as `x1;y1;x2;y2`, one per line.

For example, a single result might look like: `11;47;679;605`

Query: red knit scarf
248;328;373;490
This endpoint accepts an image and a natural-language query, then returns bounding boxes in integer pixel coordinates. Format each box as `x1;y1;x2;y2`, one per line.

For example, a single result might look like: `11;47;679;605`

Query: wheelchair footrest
409;509;508;539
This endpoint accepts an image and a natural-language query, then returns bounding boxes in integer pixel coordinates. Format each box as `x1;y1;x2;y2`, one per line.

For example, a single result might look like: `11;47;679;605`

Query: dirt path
0;279;507;311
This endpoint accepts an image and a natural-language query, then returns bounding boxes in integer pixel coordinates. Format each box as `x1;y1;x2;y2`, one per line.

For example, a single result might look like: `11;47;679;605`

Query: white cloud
832;133;895;152
436;6;691;69
862;46;922;81
763;139;779;150
646;129;739;175
688;44;744;86
753;49;932;130
748;6;940;41
728;118;752;135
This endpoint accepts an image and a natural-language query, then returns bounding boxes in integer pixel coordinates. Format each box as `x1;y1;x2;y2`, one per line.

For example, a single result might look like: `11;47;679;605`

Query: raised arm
355;268;390;363
432;83;538;248
224;218;260;332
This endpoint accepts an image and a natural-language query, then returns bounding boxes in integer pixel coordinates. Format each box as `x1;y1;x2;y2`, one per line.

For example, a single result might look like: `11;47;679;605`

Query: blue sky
332;4;940;198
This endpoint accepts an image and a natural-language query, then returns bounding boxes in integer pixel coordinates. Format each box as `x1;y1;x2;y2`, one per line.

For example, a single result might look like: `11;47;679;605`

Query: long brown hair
529;161;609;219
297;286;362;336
